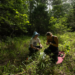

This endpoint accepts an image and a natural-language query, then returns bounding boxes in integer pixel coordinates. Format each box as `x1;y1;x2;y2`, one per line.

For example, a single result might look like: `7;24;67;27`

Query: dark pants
44;47;58;64
29;46;42;56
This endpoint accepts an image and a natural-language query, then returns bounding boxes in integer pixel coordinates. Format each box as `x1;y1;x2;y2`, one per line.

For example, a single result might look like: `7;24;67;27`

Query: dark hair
46;32;52;36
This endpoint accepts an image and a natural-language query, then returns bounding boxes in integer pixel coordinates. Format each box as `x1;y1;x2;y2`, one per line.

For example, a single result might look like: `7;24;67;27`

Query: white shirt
30;37;40;47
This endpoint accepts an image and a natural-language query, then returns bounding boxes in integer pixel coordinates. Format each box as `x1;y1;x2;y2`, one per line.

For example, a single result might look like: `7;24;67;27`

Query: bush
49;16;71;34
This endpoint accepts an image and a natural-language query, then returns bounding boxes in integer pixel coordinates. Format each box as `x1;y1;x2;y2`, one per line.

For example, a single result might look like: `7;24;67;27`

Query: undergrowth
0;32;75;75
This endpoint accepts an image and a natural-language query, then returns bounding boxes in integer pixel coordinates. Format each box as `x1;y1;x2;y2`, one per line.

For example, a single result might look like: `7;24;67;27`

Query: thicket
0;0;75;36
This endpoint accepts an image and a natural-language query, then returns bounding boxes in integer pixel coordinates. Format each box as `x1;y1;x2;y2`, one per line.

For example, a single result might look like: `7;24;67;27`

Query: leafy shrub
49;16;71;34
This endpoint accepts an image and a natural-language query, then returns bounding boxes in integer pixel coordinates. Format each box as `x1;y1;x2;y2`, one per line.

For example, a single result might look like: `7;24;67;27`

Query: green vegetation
0;0;75;36
0;32;75;75
0;0;75;75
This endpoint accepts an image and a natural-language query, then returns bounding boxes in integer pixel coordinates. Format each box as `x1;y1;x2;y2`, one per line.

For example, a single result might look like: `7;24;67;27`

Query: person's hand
36;48;40;50
40;44;42;48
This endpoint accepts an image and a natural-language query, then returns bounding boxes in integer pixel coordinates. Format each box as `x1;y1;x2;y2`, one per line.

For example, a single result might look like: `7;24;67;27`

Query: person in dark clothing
44;32;59;63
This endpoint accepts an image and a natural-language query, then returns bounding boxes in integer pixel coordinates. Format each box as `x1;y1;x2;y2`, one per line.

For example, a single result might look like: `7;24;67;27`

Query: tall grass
0;32;75;75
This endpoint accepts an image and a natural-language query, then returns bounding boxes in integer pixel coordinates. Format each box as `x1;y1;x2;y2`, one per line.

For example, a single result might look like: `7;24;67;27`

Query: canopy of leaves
0;0;29;37
0;0;75;37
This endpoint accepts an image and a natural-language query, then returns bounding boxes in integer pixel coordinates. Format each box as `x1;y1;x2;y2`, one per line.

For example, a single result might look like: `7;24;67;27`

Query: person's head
46;32;53;39
34;35;38;39
33;31;39;39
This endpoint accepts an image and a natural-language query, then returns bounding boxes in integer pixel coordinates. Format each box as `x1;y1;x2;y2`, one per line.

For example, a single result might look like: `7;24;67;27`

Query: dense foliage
0;0;29;37
0;0;75;36
0;0;75;74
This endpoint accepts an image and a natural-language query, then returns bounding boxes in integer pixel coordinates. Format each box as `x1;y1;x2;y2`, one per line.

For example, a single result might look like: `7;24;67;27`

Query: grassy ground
0;32;75;75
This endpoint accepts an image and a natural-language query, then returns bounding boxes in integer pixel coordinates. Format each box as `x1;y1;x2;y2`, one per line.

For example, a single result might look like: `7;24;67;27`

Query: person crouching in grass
44;32;59;64
29;31;42;58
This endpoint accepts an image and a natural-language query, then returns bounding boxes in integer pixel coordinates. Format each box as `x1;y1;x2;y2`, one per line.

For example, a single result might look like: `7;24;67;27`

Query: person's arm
39;42;42;48
46;38;49;45
37;38;42;48
49;36;58;47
